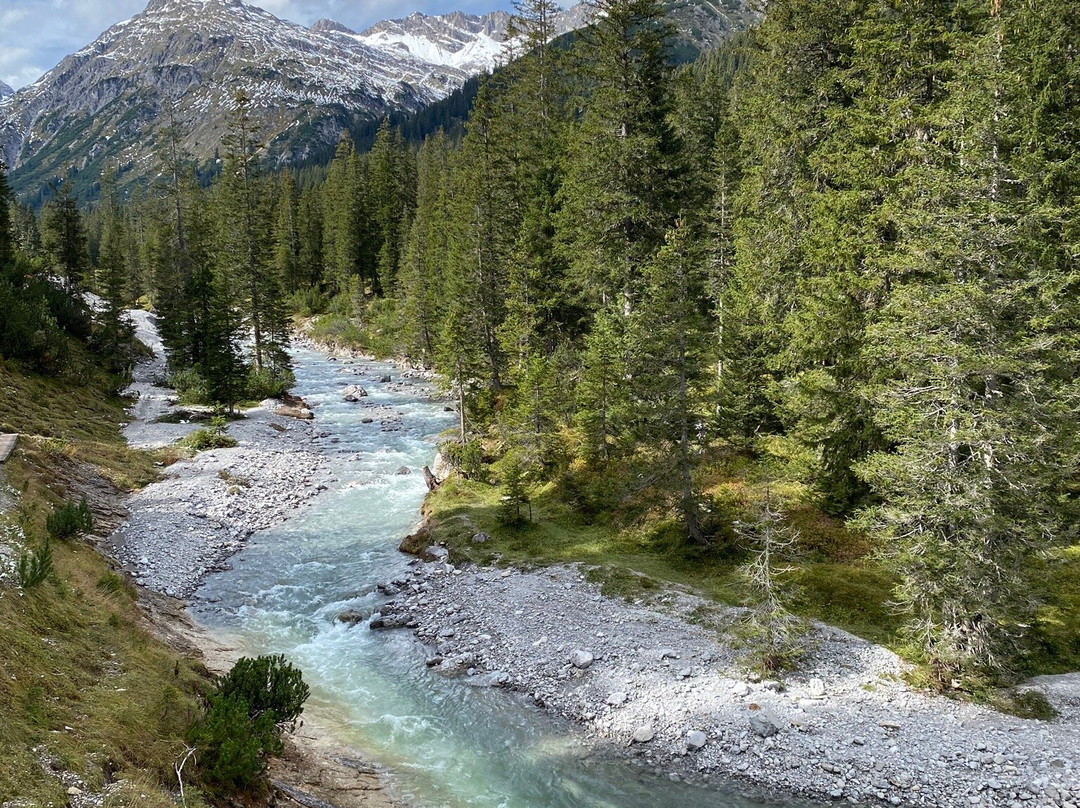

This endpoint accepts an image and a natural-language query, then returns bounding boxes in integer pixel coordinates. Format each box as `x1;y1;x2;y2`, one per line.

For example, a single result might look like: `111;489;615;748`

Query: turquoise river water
191;349;797;808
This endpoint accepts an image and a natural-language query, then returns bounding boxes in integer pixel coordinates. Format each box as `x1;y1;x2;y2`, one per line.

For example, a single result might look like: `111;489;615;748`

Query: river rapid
189;348;791;808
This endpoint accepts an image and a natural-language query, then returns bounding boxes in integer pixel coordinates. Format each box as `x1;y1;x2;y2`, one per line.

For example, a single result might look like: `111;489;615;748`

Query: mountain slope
0;82;13;102
350;7;591;76
0;0;471;198
0;0;757;200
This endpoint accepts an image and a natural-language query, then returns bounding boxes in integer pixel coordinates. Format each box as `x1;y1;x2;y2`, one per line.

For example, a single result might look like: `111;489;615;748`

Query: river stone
749;708;783;738
686;730;708;750
571;649;595;670
732;681;751;697
606;691;628;706
337;609;368;625
808;677;826;697
395;466;411;475
426;545;450;562
342;384;368;401
631;725;655;744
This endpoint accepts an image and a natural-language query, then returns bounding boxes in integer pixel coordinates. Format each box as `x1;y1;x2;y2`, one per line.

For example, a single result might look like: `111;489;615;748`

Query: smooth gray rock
571;649;595;670
685;730;708;750
631;725;655;743
749;709;783;738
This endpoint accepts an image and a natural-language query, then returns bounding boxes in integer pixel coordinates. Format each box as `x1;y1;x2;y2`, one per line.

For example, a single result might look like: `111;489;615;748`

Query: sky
0;0;513;90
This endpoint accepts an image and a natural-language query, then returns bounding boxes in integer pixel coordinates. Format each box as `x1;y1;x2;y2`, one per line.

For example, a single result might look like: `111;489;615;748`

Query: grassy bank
0;350;210;807
418;457;1080;680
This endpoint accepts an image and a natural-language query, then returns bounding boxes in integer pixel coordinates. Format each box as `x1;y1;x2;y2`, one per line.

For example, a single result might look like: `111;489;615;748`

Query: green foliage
169;368;212;405
45;498;93;540
246;366;294;401
188;691;278;795
440;440;485;481
215;654;310;729
497;452;531;525
734;496;806;673
17;539;53;589
189;655;309;796
182;417;237;451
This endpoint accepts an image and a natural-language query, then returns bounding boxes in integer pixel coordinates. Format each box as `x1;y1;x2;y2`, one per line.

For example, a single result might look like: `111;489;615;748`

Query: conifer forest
4;0;1080;698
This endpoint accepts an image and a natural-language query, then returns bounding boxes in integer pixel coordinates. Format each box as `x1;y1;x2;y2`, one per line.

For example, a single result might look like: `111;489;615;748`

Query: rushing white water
191;349;794;808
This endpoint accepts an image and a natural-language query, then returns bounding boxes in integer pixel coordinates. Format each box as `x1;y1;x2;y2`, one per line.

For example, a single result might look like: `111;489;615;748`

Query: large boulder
275;404;313;420
342;384;368;402
432;450;453;482
748;708;784;738
571;650;595;670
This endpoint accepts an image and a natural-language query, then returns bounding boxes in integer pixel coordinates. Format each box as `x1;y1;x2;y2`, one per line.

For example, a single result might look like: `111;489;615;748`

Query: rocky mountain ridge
0;0;471;197
0;0;756;199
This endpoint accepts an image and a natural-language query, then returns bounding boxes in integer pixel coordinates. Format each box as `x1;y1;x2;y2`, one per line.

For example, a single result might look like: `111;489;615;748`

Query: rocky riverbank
364;552;1080;808
107;407;330;597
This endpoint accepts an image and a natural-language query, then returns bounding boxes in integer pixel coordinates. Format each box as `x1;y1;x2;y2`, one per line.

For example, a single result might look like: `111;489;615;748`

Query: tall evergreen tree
41;181;89;292
218;91;290;380
0;162;14;268
630;220;710;543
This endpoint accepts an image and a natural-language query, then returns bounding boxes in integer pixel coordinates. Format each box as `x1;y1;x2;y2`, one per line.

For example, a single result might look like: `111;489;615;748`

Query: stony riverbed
364;556;1080;808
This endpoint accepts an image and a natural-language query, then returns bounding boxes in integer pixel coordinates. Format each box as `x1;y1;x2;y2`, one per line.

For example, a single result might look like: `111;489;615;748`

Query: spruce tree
41;181;89;292
556;0;678;311
631;220;710;544
0;162;14;268
218;91;290;383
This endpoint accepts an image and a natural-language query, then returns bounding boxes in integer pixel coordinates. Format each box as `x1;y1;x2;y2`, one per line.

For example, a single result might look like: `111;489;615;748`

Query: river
190;348;793;808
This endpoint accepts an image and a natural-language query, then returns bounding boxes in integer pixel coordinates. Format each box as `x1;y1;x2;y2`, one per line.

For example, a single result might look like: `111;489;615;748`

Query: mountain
0;82;13;102
349;7;589;76
0;0;755;200
0;0;473;198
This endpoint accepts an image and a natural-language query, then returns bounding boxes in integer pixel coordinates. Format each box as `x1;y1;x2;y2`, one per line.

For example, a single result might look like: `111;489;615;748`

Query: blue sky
0;0;514;90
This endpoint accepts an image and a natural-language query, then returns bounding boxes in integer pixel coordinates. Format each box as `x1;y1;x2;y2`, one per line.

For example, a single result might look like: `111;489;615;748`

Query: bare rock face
1;0;459;195
1;0;757;200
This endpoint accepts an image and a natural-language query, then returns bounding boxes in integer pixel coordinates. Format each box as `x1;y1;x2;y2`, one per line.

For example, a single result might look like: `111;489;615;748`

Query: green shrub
188;692;278;794
285;287;329;316
440;440;484;481
188;655;309;796
245;366;293;401
216;654;310;729
169;368;212;405
46;497;93;540
17;540;53;589
182;417;237;451
497;453;531;526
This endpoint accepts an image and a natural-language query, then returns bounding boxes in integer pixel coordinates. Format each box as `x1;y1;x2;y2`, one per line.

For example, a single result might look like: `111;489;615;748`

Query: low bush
188;655;309;796
182;417;237;451
245;366;293;401
169;368;212;405
46;497;93;540
17;540;53;589
440;440;484;481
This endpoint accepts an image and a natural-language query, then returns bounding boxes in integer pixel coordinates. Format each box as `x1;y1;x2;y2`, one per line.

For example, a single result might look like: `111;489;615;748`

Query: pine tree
556;0;678;311
0;162;14;268
631;220;710;544
735;493;805;673
273;173;302;294
368;120;415;295
854;0;1071;683
398;132;451;364
218;91;290;382
41;181;89;292
96;164;130;351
